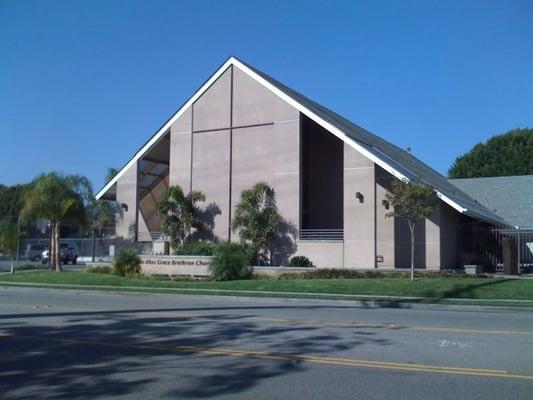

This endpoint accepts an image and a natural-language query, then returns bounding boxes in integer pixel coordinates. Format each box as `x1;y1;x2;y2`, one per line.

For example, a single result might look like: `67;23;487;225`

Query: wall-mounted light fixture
121;203;128;212
355;192;364;203
382;199;389;209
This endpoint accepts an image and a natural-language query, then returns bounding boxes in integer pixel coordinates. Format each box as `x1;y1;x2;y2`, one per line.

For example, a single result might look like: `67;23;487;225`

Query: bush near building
209;241;253;281
289;256;314;268
112;248;141;277
174;240;216;256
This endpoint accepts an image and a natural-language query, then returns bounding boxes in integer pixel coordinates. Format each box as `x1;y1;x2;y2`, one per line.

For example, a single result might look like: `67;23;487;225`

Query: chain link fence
0;217;158;265
17;237;157;264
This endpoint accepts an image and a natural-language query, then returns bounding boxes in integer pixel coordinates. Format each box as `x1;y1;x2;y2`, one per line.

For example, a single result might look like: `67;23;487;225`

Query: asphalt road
1;287;532;399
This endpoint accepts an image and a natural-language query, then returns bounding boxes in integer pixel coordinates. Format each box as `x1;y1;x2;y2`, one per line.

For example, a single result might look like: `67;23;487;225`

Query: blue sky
1;0;532;191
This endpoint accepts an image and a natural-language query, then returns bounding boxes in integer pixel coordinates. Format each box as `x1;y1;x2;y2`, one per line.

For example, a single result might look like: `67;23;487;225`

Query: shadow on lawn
364;278;515;309
0;305;391;399
420;278;512;301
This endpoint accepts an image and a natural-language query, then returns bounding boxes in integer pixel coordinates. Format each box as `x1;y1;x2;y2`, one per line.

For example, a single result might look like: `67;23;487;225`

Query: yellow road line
5;334;533;381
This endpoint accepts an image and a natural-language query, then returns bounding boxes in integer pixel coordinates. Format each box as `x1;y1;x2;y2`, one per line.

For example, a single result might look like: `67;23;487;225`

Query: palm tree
21;173;88;271
232;182;281;265
157;185;205;249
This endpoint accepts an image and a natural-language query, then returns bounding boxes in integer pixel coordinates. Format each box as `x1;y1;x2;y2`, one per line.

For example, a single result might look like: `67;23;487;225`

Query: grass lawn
1;270;533;305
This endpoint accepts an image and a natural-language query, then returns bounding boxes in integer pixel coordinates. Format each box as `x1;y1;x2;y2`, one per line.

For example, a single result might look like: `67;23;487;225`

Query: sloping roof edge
95;57;235;200
95;57;505;226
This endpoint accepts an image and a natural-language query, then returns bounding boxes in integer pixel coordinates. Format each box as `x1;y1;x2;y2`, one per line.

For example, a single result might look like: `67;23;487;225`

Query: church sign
139;255;213;277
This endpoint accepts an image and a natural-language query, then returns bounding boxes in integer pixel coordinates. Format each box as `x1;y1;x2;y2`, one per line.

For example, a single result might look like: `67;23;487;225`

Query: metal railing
298;229;343;241
137;231;165;242
458;224;533;273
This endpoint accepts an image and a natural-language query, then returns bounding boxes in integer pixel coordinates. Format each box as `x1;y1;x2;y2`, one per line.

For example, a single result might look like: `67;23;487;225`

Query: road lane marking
439;340;471;349
4;334;533;381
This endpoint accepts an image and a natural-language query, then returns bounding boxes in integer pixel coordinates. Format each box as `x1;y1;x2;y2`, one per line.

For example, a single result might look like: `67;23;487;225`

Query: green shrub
112;248;141;277
390;270;471;279
277;269;473;280
210;241;253;281
86;265;113;274
278;269;386;280
15;263;49;271
289;256;314;268
150;274;172;281
175;240;216;256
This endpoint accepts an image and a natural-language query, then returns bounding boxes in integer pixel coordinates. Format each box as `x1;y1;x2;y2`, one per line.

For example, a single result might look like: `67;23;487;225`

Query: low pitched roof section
96;56;507;226
450;175;533;228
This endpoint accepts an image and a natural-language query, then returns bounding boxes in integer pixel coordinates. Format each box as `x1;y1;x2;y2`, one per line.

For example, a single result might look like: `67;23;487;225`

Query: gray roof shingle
449;175;533;227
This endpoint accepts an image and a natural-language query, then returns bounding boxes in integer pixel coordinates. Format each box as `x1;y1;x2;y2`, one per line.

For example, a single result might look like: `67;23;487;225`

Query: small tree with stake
0;220;23;274
385;179;437;281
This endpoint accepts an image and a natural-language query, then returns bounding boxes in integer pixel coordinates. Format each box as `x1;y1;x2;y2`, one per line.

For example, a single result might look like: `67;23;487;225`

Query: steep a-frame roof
96;56;507;226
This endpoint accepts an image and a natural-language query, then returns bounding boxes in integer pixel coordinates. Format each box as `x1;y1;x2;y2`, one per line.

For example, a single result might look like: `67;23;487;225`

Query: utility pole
15;216;21;268
92;229;96;263
48;221;52;269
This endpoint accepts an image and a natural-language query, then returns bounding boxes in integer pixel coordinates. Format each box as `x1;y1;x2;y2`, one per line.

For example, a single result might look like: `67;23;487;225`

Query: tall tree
449;128;533;178
0;184;28;218
157;185;206;249
0;221;22;274
87;168;122;238
87;199;121;237
385;180;437;281
21;173;88;271
232;182;281;265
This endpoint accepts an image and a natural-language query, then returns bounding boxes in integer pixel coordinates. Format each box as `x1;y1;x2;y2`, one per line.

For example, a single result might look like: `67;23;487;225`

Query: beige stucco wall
192;129;231;240
167;65;300;248
115;162;138;239
231;67;300;263
193;68;231;132
137;209;150;241
232;67;297;126
425;204;441;270
343;145;375;268
295;240;344;268
375;167;395;268
231;122;300;231
169;107;192;191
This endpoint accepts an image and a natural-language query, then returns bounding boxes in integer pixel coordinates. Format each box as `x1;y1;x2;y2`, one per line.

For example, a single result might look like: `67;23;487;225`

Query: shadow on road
0;306;392;398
